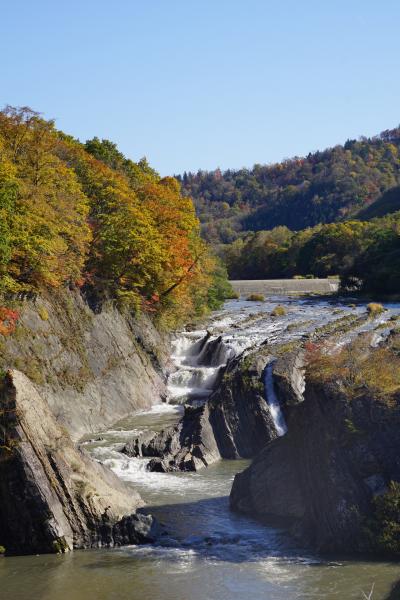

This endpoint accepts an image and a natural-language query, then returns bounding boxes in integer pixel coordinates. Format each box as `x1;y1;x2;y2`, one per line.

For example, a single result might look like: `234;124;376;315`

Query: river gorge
1;290;400;599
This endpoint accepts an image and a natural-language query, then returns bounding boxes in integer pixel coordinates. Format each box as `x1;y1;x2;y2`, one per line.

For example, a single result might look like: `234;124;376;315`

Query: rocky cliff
230;358;400;554
0;370;159;556
0;289;170;441
0;289;171;555
122;342;280;471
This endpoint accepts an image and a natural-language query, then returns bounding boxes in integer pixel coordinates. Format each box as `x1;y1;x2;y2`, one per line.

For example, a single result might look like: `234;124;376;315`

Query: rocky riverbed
2;293;400;599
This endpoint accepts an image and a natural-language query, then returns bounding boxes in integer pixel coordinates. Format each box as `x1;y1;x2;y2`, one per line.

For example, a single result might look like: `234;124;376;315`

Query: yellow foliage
0;106;222;327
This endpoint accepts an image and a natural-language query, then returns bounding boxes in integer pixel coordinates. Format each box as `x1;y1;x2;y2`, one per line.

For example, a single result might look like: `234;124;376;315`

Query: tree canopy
179;128;400;244
222;212;400;295
0;106;229;327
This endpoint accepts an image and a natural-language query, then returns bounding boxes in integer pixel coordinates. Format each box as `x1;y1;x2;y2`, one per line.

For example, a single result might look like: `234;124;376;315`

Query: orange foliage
0;307;19;336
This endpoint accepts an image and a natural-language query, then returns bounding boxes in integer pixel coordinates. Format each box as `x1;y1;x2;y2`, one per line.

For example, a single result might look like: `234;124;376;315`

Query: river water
1;296;400;600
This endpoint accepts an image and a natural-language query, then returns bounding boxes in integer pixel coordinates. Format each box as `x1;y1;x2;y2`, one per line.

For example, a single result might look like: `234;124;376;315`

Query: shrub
305;274;315;279
226;290;240;299
271;305;286;317
38;306;49;321
0;546;5;555
367;302;385;316
293;275;305;279
246;293;265;302
365;481;400;557
0;307;19;336
305;338;400;397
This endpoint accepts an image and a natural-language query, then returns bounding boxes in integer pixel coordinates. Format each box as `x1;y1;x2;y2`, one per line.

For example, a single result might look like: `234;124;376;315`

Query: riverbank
2;290;400;598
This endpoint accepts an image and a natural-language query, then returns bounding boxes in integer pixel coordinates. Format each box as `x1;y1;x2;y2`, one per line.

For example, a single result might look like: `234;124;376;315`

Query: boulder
123;403;221;472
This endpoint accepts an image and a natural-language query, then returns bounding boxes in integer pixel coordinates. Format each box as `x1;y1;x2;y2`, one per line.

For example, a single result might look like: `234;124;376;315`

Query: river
1;295;400;600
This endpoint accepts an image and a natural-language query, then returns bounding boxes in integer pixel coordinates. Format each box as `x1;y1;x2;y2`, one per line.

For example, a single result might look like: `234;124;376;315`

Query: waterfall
167;331;232;404
264;361;287;436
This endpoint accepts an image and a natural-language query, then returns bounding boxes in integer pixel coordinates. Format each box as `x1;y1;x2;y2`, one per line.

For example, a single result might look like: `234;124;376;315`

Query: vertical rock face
272;351;305;408
208;351;278;458
0;290;170;440
230;379;400;553
0;371;158;556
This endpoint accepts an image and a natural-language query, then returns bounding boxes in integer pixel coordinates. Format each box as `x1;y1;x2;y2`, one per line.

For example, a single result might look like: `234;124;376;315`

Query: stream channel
1;295;400;600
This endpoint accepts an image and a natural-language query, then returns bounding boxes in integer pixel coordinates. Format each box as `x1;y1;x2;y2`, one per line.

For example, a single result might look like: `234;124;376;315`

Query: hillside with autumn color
0;106;231;330
179;128;400;244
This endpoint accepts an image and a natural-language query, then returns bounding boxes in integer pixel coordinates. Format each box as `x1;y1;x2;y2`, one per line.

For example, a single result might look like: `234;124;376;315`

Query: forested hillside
223;213;400;294
0;106;230;329
179;128;400;244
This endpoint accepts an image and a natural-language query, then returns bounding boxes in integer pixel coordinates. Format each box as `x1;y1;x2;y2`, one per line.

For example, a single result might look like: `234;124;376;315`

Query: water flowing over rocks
122;331;291;471
0;290;169;441
3;291;400;565
0;371;159;556
230;360;400;554
122;299;373;474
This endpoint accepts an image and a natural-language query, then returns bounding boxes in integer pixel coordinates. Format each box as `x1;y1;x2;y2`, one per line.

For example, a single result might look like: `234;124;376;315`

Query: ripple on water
34;296;400;600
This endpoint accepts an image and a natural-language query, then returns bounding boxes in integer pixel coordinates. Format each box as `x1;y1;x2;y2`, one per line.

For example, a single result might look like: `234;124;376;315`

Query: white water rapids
2;295;400;600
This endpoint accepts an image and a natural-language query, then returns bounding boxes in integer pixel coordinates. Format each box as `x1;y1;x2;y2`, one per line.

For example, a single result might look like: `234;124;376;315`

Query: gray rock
230;377;400;554
0;290;170;441
128;347;285;471
123;431;161;458
273;350;305;407
124;403;221;472
208;350;278;459
112;513;160;545
0;371;158;556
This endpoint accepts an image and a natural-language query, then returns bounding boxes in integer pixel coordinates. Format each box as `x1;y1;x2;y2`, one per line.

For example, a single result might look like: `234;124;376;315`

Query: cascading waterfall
51;295;400;600
264;361;287;436
167;331;233;404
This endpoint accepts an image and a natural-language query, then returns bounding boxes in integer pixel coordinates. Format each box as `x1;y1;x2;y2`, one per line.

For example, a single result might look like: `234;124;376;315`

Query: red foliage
0;307;19;336
304;340;321;358
142;294;160;313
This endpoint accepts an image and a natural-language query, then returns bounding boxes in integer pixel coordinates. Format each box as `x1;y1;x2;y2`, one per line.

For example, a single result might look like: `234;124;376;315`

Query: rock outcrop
272;350;305;408
207;350;278;458
230;377;400;553
0;370;159;556
123;346;282;471
0;290;169;440
123;403;221;471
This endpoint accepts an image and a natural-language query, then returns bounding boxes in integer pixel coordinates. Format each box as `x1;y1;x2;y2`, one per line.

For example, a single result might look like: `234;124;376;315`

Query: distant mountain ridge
178;127;400;244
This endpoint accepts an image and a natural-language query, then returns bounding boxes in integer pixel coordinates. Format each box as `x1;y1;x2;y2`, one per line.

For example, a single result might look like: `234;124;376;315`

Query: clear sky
1;0;400;175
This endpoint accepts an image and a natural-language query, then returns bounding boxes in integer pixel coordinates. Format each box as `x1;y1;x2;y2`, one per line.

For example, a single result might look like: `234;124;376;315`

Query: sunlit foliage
221;213;400;295
0;107;229;327
305;337;400;398
180;128;400;244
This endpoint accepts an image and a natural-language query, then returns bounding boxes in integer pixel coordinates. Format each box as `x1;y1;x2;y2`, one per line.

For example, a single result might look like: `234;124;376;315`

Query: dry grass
367;303;385;316
305;337;400;399
271;305;286;317
246;293;265;302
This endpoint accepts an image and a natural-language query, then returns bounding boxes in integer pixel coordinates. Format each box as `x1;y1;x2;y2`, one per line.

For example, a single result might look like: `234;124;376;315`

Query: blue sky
1;1;400;175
